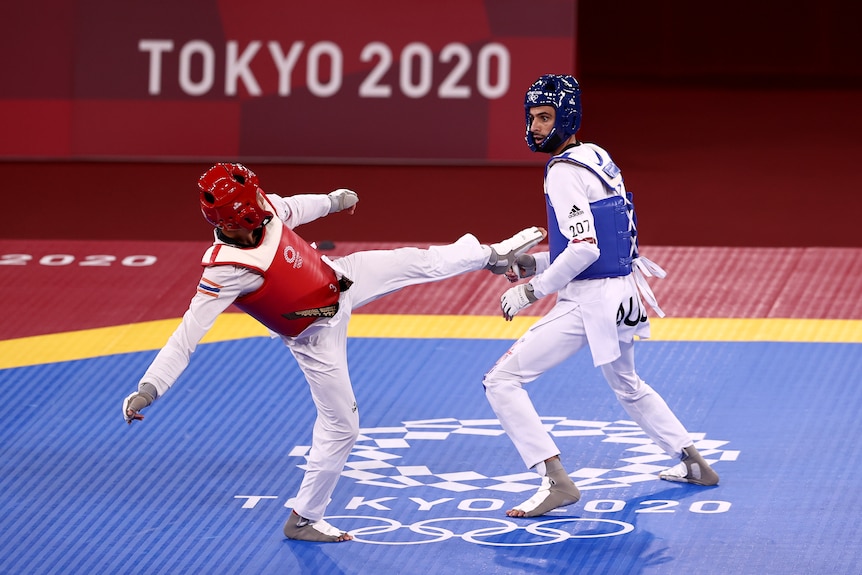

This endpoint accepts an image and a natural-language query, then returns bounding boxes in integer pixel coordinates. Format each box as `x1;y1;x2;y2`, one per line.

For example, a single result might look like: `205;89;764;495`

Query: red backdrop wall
4;1;862;247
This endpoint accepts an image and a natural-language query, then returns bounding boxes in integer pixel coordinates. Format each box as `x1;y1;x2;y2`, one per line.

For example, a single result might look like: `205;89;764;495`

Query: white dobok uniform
483;143;694;470
140;192;490;522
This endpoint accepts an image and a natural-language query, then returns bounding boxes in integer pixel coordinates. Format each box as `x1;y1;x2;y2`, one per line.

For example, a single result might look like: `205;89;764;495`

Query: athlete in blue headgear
483;74;720;518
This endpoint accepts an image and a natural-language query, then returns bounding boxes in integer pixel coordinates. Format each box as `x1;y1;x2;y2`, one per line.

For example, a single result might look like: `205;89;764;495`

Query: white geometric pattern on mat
289;417;738;492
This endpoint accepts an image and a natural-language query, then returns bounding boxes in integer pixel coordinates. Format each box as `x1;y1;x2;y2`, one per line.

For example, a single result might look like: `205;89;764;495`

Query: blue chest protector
545;145;639;280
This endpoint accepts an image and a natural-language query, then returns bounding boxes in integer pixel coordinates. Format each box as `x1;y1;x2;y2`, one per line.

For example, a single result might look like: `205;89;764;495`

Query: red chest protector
202;216;341;337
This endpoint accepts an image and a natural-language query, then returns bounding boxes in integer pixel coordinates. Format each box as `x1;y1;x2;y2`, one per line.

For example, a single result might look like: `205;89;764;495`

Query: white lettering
346;496;396;511
476;43;510;99
234;495;278;509
358;42;393;97
226;41;262;96
231;494;734;516
268;41;304;96
39;254;75;266
635;500;679;513
139;39;513;99
400;42;433;98
583;499;626;513
690;500;732;514
0;253;157;267
457;498;504;512
438;43;471;98
179;40;215;96
307;41;342;97
409;497;454;511
139;39;174;95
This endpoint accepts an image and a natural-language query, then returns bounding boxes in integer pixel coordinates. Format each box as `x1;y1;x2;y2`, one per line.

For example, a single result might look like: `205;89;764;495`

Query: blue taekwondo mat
1;336;861;575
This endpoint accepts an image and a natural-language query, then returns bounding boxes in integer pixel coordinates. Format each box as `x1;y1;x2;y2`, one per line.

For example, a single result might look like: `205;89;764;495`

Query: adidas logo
568;204;584;218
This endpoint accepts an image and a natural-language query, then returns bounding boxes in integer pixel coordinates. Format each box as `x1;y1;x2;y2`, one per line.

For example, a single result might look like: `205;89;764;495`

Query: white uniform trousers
283;234;488;521
483;279;693;471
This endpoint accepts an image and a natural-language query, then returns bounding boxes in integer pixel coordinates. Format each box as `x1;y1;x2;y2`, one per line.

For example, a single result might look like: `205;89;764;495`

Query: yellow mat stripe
1;314;860;369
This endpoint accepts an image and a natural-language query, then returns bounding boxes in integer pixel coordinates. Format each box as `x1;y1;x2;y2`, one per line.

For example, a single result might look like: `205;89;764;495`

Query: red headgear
198;163;273;230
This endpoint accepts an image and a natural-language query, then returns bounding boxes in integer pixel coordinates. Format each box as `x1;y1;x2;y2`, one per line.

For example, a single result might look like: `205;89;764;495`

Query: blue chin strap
524;74;582;154
527;126;565;153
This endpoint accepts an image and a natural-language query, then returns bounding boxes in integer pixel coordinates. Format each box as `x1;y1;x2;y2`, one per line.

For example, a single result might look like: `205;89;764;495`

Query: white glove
505;253;537;283
501;283;538;321
328;189;359;214
123;382;158;425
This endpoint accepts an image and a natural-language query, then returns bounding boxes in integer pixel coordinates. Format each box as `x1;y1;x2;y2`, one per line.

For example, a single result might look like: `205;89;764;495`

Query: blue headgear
524;74;582;153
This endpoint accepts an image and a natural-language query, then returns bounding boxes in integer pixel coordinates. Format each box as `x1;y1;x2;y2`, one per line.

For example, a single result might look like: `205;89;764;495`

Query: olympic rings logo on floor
325;516;634;546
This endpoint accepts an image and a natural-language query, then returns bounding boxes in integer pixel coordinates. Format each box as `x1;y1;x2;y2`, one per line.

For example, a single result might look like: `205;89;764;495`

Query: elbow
586;243;600;265
568;238;600;265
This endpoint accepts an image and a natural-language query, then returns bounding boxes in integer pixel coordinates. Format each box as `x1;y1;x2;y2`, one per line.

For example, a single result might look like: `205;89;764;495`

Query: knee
482;371;521;402
482;371;501;394
318;409;360;445
614;387;641;404
609;375;652;404
315;421;359;467
334;416;361;444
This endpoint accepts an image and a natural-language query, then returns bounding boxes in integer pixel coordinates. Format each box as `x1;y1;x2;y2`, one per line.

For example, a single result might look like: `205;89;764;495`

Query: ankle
544;456;565;475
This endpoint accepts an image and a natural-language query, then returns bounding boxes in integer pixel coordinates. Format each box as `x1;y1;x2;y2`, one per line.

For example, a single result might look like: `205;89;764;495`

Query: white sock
482;245;493;265
535;461;547;476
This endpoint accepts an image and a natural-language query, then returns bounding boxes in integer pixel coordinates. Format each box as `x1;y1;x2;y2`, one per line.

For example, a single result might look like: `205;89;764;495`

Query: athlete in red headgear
122;163;547;542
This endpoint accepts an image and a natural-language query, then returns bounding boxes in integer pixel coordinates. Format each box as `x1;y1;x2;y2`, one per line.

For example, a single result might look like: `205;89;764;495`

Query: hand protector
123;382;158;425
501;283;538;321
505;253;537;283
328;189;359;214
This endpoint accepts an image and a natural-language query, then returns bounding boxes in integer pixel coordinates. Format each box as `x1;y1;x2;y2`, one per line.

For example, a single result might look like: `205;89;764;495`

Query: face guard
198;163;273;231
524;74;582;153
